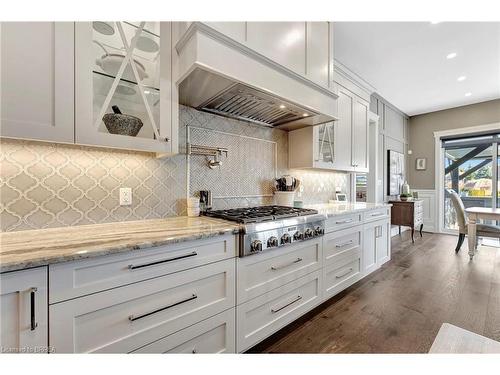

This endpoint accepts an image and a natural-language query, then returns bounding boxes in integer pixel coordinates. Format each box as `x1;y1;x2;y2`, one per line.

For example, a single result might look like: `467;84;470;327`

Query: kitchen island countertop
305;202;392;218
0;216;240;273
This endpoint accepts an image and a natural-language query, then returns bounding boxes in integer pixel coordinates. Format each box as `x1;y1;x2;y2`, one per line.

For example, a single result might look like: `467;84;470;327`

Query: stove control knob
314;226;324;236
293;231;303;241
281;233;292;244
267;236;279;248
250;240;263;252
304;228;314;239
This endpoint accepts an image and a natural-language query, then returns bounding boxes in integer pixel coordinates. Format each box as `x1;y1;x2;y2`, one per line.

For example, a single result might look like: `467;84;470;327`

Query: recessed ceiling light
279;104;286;109
430;21;442;25
465;92;472;97
457;76;467;82
446;52;457;59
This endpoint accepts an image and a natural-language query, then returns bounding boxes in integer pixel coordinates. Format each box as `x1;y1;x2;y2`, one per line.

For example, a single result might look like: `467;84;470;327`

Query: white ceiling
334;22;500;116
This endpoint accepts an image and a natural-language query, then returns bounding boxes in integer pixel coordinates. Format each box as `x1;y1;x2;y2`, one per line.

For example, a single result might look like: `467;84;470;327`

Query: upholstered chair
447;189;500;252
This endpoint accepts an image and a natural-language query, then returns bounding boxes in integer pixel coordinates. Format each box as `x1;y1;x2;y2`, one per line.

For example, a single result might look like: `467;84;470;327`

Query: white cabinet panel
1;22;74;143
237;238;322;304
384;105;405;141
323;225;362;268
49;234;236;303
0;267;48;353
246;22;306;75
352;97;369;172
132;308;235;353
323;256;361;299
332;87;353;171
75;22;175;154
236;270;322;353
306;22;330;88
203;22;246;43
363;218;391;276
49;259;235;353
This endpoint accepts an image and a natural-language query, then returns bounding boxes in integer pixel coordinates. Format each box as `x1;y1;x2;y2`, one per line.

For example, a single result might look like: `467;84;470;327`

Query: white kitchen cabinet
237;238;322;304
49;258;235;353
75;22;176;154
49;234;236;304
0;22;74;143
0;267;48;353
131;308;235;353
236;270;322;353
352;96;369;172
289;84;369;173
363;218;391;276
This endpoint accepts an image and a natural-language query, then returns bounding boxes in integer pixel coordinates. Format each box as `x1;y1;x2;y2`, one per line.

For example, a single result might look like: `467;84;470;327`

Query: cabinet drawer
49;234;236;303
131;308;235;353
323;225;362;267
363;208;390;222
324;256;361;299
325;213;362;232
237;239;322;304
49;258;235;353
236;270;322;353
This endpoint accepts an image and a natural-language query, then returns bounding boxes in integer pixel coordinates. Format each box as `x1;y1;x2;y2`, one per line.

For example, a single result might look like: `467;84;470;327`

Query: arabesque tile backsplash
1;106;348;232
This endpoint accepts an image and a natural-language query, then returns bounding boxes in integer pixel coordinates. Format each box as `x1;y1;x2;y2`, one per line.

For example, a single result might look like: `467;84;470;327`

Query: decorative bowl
102;113;143;136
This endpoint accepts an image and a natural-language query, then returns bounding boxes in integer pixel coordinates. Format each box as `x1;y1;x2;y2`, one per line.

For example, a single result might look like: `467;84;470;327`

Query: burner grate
204;205;318;224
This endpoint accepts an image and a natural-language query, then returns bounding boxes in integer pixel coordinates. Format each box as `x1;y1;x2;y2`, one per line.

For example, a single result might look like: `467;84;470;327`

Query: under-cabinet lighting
465;92;472;97
279;104;286;109
446;52;457;59
302;113;308;117
457;76;467;82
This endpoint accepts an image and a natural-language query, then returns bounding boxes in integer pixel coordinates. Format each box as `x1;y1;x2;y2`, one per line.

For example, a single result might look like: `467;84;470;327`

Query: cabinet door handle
128;294;197;322
336;240;354;248
271;295;302;314
271;258;303;271
336;219;353;224
128;251;197;270
29;287;38;331
370;212;385;217
336;268;353;279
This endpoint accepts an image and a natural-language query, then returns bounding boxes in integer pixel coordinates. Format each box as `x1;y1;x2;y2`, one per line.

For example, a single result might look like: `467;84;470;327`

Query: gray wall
370;93;409;201
408;99;500;190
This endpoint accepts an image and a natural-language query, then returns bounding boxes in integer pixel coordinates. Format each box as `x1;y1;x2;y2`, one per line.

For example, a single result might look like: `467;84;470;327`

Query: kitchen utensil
102;105;143;136
199;190;212;212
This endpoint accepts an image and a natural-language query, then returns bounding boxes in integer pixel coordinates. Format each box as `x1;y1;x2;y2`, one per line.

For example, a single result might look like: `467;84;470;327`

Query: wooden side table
388;199;424;243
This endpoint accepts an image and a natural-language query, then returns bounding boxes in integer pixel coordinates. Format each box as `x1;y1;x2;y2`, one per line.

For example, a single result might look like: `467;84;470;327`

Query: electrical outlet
119;188;132;206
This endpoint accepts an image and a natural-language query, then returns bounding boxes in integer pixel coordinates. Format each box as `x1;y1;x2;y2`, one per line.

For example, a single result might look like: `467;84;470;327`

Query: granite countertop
0;216;240;273
304;202;392;218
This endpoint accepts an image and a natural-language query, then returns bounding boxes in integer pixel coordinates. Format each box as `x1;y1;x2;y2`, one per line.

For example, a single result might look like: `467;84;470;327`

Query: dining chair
447;189;500;252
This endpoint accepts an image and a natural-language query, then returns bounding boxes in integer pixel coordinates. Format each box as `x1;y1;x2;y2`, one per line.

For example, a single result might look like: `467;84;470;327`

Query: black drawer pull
271;295;302;314
128;252;197;270
129;294;197;322
30;287;38;331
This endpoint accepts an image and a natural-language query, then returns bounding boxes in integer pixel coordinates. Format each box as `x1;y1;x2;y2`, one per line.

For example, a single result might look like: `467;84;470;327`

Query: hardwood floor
249;232;500;353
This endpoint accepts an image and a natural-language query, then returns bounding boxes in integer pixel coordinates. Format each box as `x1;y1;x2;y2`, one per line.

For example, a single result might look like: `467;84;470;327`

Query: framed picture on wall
387;150;405;195
416;157;427;170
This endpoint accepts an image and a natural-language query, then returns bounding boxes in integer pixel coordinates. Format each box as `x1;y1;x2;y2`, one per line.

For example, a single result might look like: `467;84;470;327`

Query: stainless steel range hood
174;22;338;131
179;68;335;131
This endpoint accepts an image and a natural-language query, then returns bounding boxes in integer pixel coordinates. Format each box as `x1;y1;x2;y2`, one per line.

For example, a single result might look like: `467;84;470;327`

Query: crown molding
333;59;377;98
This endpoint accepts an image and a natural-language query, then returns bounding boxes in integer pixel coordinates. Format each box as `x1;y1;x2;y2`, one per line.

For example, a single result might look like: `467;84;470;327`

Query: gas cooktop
203;205;319;224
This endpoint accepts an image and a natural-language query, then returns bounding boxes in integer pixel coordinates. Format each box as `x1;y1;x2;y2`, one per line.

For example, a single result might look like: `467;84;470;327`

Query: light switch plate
119;188;132;206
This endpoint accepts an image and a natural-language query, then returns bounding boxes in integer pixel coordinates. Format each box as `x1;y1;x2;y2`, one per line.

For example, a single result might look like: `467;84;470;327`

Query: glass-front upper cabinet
315;122;335;165
75;22;176;154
